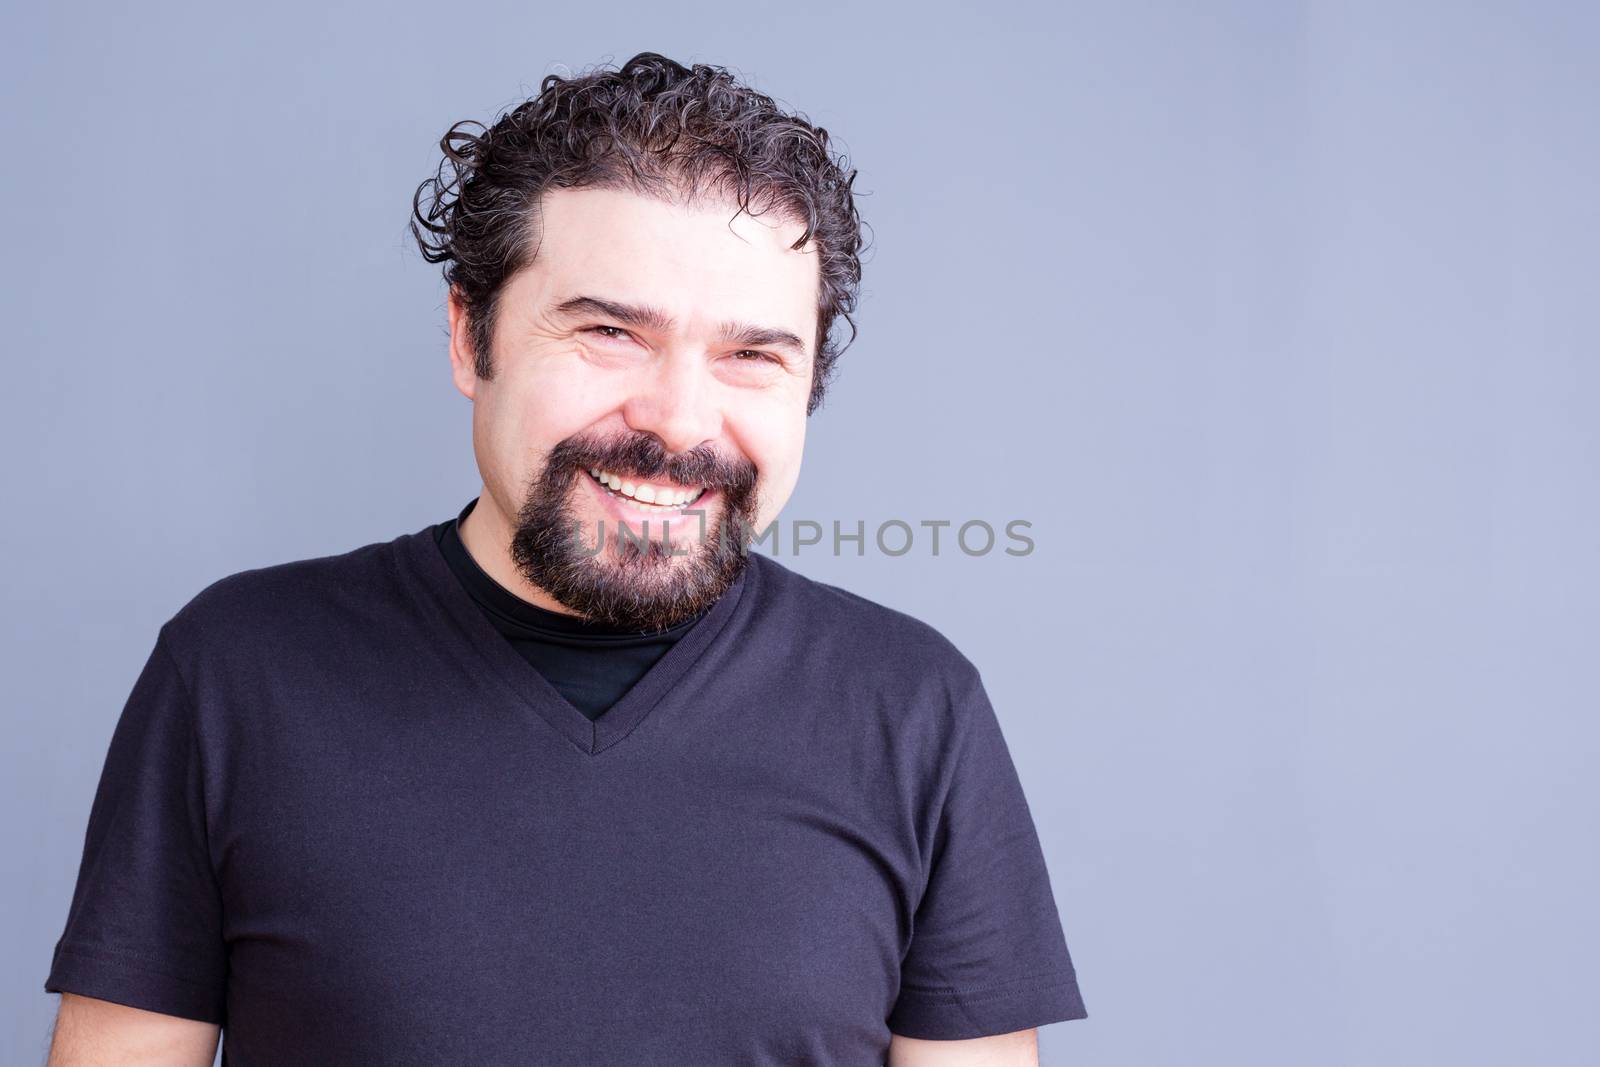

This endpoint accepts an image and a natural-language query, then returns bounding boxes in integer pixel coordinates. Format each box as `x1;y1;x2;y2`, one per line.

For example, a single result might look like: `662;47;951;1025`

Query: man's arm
45;993;220;1067
888;1027;1038;1066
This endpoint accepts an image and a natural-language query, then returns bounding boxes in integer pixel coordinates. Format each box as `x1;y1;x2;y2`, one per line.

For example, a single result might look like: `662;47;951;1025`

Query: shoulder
745;551;984;697
159;528;411;666
743;554;998;800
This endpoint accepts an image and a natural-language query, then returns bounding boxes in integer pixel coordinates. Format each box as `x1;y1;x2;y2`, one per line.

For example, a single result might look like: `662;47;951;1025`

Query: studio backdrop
4;2;1596;1065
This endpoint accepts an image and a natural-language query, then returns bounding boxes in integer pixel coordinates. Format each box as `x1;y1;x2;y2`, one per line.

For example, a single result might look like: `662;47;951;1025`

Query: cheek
470;393;531;498
472;368;587;489
744;408;807;509
494;360;617;444
526;356;633;429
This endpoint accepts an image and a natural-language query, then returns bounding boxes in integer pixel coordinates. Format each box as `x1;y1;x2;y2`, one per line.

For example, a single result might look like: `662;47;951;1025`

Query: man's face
448;186;818;630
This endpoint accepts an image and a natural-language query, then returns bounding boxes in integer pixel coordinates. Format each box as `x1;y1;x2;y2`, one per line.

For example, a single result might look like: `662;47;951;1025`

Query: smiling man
43;53;1086;1066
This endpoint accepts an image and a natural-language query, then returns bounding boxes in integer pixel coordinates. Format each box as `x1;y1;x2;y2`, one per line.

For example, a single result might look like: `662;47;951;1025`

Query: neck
456;490;584;618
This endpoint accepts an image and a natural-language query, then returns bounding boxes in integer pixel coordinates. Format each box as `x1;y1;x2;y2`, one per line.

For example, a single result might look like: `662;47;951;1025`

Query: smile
584;468;709;512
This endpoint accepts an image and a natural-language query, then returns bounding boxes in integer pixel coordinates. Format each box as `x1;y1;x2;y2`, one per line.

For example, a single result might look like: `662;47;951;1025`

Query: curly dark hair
410;52;868;416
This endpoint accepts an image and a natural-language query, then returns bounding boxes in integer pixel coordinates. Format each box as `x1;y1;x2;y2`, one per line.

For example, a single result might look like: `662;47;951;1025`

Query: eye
584;325;632;342
733;350;781;364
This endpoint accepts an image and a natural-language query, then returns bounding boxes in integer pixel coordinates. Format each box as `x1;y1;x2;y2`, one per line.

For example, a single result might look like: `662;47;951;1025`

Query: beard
507;431;761;632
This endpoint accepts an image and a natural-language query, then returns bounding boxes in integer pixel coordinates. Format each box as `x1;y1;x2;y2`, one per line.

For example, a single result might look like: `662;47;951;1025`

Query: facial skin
446;185;819;631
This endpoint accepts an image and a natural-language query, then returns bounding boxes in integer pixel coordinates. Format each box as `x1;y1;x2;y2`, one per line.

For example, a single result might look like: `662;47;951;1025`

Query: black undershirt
433;496;706;722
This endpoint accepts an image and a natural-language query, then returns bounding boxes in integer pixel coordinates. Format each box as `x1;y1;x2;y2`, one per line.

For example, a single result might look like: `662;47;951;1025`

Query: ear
446;287;479;401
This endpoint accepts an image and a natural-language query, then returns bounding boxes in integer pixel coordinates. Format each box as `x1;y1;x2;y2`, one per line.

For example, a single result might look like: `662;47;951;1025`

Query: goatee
508;432;760;632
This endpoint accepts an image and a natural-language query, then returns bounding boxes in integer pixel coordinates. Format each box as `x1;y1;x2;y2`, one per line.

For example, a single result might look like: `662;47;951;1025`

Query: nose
621;346;723;456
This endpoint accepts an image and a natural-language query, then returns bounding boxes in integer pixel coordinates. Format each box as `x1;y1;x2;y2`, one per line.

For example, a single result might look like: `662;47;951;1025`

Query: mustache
542;432;758;494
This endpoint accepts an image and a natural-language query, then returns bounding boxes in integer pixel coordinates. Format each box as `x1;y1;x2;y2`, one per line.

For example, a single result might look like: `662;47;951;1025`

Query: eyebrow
551;294;810;359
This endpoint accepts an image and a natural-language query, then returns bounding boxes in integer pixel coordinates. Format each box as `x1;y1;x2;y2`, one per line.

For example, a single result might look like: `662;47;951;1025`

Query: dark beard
507;431;761;632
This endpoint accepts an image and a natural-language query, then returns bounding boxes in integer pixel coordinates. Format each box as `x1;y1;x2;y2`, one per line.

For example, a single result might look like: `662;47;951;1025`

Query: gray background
4;1;1596;1064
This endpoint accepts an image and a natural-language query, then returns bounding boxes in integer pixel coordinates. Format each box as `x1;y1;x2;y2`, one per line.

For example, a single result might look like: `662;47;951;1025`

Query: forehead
528;186;820;340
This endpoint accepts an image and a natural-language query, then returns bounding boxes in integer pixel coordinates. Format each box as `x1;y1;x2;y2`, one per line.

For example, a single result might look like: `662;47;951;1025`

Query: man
42;52;1087;1065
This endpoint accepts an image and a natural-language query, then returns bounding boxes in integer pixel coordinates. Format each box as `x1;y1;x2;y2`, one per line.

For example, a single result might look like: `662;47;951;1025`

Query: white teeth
587;468;707;509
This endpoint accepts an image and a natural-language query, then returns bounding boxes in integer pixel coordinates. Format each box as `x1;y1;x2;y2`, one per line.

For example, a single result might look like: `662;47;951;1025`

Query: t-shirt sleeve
887;664;1087;1040
44;625;228;1023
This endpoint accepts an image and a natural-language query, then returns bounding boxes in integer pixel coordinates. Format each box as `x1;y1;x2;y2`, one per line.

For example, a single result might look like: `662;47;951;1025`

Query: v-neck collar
392;516;755;757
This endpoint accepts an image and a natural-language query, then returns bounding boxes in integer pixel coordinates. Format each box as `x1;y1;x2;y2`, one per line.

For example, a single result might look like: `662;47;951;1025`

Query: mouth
582;467;712;515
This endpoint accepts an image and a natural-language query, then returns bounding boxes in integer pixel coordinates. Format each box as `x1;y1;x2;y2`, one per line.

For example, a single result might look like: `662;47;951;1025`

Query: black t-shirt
435;496;705;721
44;517;1087;1064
